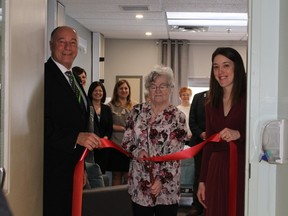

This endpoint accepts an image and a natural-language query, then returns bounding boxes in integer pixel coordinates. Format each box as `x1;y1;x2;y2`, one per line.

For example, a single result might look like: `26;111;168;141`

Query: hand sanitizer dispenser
261;119;288;164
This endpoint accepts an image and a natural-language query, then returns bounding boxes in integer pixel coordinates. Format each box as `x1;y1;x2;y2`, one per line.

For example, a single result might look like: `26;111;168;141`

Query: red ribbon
143;133;220;162
72;148;88;216
229;141;238;216
72;134;238;216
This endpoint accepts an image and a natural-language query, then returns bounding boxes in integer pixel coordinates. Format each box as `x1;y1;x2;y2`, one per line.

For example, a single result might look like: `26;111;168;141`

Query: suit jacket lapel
47;58;88;112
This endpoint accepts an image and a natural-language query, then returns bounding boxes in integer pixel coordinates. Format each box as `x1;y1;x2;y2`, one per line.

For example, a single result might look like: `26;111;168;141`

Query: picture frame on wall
116;75;143;104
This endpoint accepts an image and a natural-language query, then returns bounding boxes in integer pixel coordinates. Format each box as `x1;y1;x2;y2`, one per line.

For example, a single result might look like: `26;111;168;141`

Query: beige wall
104;39;160;101
189;43;247;77
104;39;247;101
5;1;46;215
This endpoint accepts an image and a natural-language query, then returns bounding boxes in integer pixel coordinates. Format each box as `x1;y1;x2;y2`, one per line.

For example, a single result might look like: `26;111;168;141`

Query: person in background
197;47;246;216
177;87;193;145
186;90;208;216
72;66;87;87
107;79;134;185
44;26;101;216
87;81;113;174
121;65;187;216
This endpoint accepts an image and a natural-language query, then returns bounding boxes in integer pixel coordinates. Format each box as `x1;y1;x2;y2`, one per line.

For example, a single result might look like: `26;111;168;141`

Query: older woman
121;65;187;216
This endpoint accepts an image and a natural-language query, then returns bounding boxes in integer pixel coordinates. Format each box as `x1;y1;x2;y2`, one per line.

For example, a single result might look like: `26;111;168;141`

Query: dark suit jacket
44;58;89;216
189;91;207;146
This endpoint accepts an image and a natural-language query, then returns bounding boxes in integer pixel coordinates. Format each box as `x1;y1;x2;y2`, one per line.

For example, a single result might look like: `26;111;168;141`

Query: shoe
186;205;203;216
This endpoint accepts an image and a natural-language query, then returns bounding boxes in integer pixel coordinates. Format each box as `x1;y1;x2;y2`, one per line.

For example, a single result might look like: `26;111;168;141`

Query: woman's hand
219;128;240;142
200;132;206;140
197;182;207;208
149;178;162;197
138;150;148;162
113;124;126;132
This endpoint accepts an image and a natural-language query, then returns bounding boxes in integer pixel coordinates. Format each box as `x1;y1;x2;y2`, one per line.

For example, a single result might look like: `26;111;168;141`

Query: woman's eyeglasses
149;84;169;91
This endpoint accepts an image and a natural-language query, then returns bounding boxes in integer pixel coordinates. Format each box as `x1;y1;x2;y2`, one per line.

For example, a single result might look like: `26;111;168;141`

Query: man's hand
76;132;101;151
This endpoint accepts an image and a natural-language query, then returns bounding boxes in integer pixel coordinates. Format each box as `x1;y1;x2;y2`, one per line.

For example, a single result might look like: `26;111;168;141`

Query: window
188;78;210;101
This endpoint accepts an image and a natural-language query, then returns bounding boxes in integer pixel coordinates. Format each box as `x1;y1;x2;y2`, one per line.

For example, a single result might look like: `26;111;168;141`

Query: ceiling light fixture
145;32;152;36
167;12;248;27
136;14;143;19
170;26;208;32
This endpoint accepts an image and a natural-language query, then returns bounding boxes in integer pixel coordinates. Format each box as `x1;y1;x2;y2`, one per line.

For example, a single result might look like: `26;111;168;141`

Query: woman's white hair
144;65;175;90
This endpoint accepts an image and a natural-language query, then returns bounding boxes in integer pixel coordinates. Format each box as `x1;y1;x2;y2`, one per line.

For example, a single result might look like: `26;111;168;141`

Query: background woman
197;47;246;216
107;79;133;185
87;81;113;174
177;87;193;145
121;65;187;216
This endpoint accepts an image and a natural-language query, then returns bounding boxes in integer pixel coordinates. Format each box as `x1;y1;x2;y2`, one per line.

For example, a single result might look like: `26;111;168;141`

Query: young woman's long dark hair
207;47;247;108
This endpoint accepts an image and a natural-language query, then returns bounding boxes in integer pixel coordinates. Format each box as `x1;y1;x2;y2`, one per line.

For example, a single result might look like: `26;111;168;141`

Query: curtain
160;40;189;105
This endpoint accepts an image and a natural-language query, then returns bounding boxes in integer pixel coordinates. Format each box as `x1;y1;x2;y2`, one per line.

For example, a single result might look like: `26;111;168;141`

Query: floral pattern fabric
121;102;187;206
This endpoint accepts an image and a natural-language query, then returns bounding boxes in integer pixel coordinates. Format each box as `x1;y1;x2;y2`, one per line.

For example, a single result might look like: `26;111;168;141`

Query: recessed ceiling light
145;32;152;36
136;14;143;19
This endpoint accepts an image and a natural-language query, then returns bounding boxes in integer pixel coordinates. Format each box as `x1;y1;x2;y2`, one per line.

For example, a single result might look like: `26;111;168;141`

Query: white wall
5;0;46;216
276;0;288;215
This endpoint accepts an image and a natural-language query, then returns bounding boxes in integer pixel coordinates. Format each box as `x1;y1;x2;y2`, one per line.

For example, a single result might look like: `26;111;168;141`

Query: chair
179;151;194;206
82;184;132;216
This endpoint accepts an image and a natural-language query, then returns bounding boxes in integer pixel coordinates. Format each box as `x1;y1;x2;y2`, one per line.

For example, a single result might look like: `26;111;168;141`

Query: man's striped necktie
65;71;83;105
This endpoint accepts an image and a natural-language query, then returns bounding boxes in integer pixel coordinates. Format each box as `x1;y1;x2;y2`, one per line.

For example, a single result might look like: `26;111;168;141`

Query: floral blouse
121;102;187;206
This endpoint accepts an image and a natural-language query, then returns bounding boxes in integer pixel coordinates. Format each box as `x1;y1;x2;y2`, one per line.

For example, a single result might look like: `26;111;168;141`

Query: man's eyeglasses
149;84;169;91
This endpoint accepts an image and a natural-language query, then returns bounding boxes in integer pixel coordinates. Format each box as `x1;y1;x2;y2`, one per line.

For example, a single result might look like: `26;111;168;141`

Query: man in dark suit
186;91;207;216
44;26;101;216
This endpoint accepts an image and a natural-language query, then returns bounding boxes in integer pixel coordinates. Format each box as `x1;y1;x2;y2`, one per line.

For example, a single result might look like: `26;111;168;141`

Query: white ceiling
59;0;248;41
